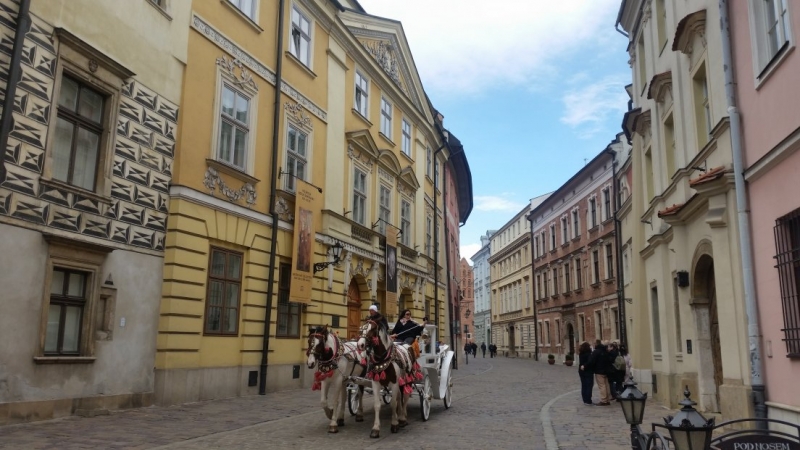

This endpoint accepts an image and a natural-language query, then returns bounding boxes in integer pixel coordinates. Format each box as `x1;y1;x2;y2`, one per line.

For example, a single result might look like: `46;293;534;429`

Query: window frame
378;184;391;235
352;166;368;225
426;146;432;178
284;123;309;193
289;4;312;67
380;97;393;140
401;118;412;157
400;199;411;247
217;83;251;171
605;243;614;279
572;209;580;238
748;0;794;84
204;247;243;336
774;207;800;357
354;70;369;117
228;0;258;21
589;197;597;228
211;65;258;176
45;268;89;356
276;262;301;338
592;250;600;284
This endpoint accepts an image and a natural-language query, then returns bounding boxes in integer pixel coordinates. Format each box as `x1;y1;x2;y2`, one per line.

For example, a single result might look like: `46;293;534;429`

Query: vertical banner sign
385;227;398;317
290;180;321;304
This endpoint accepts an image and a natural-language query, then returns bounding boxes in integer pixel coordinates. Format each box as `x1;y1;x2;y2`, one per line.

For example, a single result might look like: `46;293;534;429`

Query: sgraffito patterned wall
0;3;177;253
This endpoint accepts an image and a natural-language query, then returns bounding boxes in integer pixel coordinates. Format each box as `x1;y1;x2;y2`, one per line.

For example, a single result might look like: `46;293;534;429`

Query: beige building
618;0;753;419
0;0;188;424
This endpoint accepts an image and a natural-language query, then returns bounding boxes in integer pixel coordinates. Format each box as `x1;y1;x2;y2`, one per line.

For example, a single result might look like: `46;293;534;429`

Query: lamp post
617;379;714;450
313;240;343;274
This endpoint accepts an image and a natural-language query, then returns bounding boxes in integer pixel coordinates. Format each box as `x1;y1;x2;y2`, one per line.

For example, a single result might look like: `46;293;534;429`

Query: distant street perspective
0;357;673;449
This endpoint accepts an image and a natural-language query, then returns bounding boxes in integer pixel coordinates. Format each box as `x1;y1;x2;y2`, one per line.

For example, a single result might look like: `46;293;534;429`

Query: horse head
306;325;328;369
358;319;389;355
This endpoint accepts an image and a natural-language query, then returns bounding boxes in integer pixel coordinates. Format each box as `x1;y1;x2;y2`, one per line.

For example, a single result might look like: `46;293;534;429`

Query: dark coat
588;343;611;376
369;313;389;333
391;319;421;341
578;350;593;375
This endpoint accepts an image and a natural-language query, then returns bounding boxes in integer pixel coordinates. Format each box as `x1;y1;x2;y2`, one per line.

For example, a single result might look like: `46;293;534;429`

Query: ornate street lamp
663;387;714;450
313;240;343;273
619;377;647;426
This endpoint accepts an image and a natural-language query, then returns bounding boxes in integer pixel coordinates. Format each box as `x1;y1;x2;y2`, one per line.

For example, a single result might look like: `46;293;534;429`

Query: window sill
146;0;173;21
551;294;559;299
604;278;615;284
221;0;263;33
574;288;583;294
39;178;112;208
590;282;601;288
202;332;240;337
563;292;572;297
400;150;413;163
285;51;316;78
378;132;395;148
549;249;557;255
351;108;373;127
755;41;793;90
206;159;260;185
34;356;96;364
561;242;570;248
588;225;599;233
572;236;581;242
276;335;301;339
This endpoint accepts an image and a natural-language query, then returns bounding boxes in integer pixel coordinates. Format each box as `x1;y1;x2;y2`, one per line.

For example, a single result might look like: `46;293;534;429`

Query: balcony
351;223;373;244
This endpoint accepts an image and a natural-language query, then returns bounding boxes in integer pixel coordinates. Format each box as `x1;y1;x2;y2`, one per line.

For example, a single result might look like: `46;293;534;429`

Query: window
645;148;655;200
765;0;791;62
592;250;600;284
611;308;619;340
380;97;392;139
45;268;88;355
540;232;546;255
426;215;432;256
218;84;250;170
549;224;556;250
354;71;368;117
426;147;432;178
434;156;440;187
572;210;580;238
656;0;668;50
623;250;630;286
603;188;611;221
651;286;662;352
205;248;242;335
555;319;561;346
673;275;682;352
290;5;311;66
538;321;544;346
352;167;367;225
693;64;711;148
401;119;412;157
595;310;603;340
378;185;391;235
564;263;571;292
400;199;411;246
578;314;585;342
664;113;676;177
536;274;542;300
149;0;166;9
284;124;307;192
589;198;597;228
575;259;582;289
53;76;105;191
561;217;568;244
543;271;549;297
228;0;256;20
774;207;800;356
534;235;539;257
605;243;614;279
552;268;559;295
277;263;300;337
545;321;551;345
750;0;793;78
637;36;647;94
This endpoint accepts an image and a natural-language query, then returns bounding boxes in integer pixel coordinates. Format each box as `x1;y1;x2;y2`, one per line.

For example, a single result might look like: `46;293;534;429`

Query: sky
357;0;633;264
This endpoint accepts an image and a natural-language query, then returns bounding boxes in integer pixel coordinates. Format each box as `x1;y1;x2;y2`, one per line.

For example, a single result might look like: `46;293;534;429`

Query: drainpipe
260;0;286;395
607;148;627;347
0;0;31;182
718;0;766;421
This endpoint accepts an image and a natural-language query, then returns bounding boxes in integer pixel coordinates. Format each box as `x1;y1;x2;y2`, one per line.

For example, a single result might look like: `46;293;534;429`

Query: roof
445;131;473;224
688;166;725;186
657;203;684;218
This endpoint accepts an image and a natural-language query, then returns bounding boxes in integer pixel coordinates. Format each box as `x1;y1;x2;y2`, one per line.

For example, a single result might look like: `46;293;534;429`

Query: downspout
718;0;766;421
608;148;627;346
0;0;31;182
260;0;286;395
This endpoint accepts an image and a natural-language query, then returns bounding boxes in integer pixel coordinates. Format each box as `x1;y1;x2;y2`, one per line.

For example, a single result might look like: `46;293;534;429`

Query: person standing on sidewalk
588;340;612;405
577;341;594;405
481;342;486;358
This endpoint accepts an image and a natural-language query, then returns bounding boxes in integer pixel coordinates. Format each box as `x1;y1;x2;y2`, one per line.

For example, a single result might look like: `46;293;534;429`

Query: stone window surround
210;63;260;179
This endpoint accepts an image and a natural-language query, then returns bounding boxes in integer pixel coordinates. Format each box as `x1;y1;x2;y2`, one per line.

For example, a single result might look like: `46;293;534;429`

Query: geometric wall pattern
0;3;177;252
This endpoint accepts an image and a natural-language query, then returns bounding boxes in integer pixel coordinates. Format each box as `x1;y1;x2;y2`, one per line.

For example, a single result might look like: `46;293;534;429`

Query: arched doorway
508;323;515;356
347;278;362;340
566;323;575;355
692;252;722;412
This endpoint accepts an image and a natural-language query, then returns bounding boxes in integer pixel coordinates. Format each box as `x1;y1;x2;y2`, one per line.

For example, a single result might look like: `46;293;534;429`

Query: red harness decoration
309;332;342;391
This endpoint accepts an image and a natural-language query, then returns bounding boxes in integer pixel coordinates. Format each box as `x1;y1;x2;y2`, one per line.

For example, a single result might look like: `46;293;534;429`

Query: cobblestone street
0;355;672;449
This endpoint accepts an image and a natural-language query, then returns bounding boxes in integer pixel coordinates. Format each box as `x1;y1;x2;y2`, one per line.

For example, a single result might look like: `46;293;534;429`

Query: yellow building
158;0;469;404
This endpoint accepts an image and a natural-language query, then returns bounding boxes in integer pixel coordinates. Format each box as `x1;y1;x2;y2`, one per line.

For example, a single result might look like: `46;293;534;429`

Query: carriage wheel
443;360;453;409
382;388;392;405
419;374;431;421
347;385;362;416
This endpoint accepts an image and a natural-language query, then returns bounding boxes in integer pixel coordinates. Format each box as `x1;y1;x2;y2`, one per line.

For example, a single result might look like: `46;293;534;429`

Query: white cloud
357;0;622;96
474;195;526;212
560;74;630;138
460;243;482;263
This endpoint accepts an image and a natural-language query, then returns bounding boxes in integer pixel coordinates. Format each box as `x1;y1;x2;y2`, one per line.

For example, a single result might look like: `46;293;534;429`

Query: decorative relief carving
216;55;258;91
347;144;374;171
203;167;256;207
378;167;394;183
362;40;402;89
274;197;293;221
398;184;414;200
641;0;652;24
284;102;312;129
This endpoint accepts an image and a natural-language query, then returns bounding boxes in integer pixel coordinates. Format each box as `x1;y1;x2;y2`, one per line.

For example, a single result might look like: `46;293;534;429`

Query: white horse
357;319;423;438
306;325;366;433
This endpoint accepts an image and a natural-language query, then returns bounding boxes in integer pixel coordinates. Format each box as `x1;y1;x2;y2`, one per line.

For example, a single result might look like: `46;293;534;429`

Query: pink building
730;0;800;428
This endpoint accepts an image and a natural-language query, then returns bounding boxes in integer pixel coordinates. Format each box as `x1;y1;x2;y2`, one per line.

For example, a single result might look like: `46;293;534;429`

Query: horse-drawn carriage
306;322;454;437
347;324;454;422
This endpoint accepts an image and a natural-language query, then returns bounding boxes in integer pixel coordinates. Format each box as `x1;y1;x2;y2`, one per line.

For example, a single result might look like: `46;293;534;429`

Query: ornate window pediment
632;109;652;141
672;10;706;55
647;71;673;104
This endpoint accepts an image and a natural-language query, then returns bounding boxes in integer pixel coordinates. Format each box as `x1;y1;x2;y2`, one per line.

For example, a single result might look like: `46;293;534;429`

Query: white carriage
347;324;455;421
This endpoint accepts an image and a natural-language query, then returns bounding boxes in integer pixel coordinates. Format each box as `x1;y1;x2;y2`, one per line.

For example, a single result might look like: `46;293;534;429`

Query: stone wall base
0;392;153;426
154;364;307;406
766;401;800;437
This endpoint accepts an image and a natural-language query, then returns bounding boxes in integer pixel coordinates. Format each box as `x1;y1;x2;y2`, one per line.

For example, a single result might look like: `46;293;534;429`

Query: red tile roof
658;203;684;218
689;166;725;186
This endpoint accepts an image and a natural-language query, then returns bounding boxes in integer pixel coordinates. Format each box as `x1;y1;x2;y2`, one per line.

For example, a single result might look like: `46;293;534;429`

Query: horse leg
321;379;333;420
335;377;346;427
398;391;409;427
327;377;342;433
390;381;401;433
355;385;364;422
370;380;381;438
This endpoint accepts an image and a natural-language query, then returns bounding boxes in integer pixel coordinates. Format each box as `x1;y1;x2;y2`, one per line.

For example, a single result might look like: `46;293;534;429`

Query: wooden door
347;280;362;340
708;263;723;412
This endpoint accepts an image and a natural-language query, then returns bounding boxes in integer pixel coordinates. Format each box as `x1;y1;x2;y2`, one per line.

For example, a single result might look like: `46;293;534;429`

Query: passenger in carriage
390;309;423;345
368;304;389;332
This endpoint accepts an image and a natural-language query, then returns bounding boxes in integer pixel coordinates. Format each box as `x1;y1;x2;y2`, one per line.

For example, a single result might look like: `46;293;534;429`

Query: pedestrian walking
464;342;471;361
471;342;478;357
481;342;486;358
588;340;612;405
577;341;594;405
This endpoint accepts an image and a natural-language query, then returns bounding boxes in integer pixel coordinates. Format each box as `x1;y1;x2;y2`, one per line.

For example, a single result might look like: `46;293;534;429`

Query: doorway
692;253;722;413
347;278;362;340
566;323;575;355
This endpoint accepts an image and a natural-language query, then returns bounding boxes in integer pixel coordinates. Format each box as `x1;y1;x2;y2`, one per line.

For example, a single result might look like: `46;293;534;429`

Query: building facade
618;0;754;419
530;144;623;363
729;0;800;429
0;0;188;424
156;0;471;405
471;231;495;346
456;258;474;343
489;205;534;357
